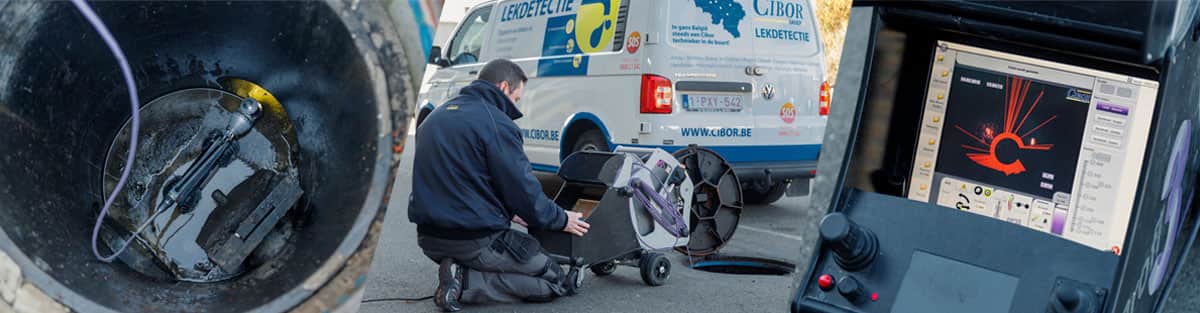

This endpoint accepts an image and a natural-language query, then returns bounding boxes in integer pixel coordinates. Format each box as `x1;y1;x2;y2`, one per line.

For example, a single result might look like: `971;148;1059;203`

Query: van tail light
819;80;830;116
641;74;673;114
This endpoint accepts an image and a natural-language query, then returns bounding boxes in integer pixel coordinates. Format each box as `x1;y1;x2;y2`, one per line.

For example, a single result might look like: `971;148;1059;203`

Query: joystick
819;213;879;271
1049;280;1101;313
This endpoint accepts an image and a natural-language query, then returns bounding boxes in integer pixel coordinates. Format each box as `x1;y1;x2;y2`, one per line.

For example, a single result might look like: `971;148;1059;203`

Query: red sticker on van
780;102;797;124
627;32;641;54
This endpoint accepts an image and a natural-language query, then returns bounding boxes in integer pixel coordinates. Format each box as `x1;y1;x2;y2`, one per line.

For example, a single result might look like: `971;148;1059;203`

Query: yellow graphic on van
575;0;620;53
573;55;583;68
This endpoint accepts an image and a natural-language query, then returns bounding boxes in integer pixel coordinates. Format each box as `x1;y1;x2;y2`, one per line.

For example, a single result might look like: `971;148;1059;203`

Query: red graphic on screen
954;76;1056;176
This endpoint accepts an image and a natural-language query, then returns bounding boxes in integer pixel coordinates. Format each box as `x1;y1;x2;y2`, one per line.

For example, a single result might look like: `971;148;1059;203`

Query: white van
419;0;829;204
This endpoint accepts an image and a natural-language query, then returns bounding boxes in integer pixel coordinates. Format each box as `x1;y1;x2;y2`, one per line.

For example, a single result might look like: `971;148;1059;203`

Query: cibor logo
754;0;804;19
574;0;620;53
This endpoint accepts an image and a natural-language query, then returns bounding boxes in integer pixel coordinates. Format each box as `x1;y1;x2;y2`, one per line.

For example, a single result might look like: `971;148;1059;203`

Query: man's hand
562;211;590;237
512;215;528;227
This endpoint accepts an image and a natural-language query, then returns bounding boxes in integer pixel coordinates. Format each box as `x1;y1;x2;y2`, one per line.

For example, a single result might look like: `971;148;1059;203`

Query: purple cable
71;0;142;262
630;178;688;237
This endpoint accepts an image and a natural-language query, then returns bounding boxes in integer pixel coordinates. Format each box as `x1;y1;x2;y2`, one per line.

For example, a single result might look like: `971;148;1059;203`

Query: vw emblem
762;83;775;100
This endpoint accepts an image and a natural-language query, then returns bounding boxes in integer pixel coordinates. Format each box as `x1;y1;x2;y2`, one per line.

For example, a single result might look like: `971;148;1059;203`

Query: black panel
533;151;642;265
795;192;1118;313
531;188;641;265
891;251;1018;313
557;151;625;186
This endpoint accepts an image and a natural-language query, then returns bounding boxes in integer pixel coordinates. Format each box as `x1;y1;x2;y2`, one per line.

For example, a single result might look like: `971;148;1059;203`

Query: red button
871;292;879;302
817;274;835;290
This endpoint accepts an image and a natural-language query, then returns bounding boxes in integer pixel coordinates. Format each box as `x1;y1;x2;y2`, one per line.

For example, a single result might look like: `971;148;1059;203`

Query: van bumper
731;160;818;185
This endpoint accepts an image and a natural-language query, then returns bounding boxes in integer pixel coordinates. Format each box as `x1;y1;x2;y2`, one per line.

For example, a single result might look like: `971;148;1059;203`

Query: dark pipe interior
0;1;381;312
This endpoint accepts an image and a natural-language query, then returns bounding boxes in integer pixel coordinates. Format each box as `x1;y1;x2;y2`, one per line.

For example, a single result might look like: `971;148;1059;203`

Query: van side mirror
428;46;451;67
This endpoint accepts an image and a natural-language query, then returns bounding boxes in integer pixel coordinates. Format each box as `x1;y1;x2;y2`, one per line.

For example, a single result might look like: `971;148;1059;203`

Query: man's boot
562;266;581;296
435;258;464;312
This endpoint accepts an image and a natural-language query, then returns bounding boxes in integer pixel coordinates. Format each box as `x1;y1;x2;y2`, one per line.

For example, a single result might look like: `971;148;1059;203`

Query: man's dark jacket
408;80;567;240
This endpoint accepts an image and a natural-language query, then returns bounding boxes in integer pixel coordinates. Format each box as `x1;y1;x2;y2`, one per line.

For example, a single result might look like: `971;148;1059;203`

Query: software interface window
908;41;1160;253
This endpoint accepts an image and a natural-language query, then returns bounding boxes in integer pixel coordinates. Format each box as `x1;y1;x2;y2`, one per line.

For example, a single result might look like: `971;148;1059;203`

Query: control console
791;6;1178;312
795;193;1116;313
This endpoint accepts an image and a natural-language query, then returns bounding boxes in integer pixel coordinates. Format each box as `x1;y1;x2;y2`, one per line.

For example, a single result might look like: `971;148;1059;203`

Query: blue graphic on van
538;14;590;76
500;0;576;22
541;15;579;56
693;0;746;38
538;55;590;76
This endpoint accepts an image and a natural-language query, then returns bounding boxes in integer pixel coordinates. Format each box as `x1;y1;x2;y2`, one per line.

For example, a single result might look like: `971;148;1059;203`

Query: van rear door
655;1;758;149
746;0;827;148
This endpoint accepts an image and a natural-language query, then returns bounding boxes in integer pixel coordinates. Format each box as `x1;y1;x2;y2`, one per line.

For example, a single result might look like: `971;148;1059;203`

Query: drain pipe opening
688;255;797;276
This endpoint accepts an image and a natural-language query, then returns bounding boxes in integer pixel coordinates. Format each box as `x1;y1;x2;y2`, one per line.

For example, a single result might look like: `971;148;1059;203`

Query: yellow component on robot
220;77;285;116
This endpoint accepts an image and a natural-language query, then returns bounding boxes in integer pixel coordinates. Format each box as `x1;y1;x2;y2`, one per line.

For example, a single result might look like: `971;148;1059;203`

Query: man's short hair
478;59;527;88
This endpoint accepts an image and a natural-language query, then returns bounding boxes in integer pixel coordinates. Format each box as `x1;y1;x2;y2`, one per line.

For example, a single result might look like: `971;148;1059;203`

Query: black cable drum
673;146;743;256
0;1;416;312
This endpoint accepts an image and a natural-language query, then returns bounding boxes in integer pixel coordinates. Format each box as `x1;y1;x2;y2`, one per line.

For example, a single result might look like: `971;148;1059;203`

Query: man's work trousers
418;230;567;304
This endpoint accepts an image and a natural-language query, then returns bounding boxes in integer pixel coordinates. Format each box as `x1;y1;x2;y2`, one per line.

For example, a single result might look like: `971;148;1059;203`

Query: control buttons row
815;273;880;304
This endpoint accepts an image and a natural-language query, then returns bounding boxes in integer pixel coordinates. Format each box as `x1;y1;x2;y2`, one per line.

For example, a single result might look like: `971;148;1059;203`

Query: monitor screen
908;41;1160;253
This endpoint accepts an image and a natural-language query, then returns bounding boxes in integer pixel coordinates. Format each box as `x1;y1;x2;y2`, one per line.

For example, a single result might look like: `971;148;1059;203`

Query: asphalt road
359;134;824;312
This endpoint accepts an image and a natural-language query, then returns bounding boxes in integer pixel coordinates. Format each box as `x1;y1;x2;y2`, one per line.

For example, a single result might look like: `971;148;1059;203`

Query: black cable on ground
360;295;435;304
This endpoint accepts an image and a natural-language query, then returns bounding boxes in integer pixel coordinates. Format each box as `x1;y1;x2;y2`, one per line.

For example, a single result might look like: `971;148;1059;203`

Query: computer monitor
907;41;1160;253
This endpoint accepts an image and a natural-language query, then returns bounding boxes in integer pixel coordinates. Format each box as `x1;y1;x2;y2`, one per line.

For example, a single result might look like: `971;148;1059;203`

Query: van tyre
571;129;608;154
639;253;670;286
743;182;787;205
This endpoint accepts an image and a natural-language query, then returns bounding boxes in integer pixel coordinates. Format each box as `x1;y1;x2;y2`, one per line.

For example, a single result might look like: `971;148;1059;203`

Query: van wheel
570;129;608;154
743;182;787;205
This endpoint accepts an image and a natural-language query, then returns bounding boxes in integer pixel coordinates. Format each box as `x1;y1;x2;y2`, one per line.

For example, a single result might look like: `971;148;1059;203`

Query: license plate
681;94;744;112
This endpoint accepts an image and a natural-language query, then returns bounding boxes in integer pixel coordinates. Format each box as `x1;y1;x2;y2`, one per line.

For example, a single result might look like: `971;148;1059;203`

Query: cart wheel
640;253;671;286
591;261;618;276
